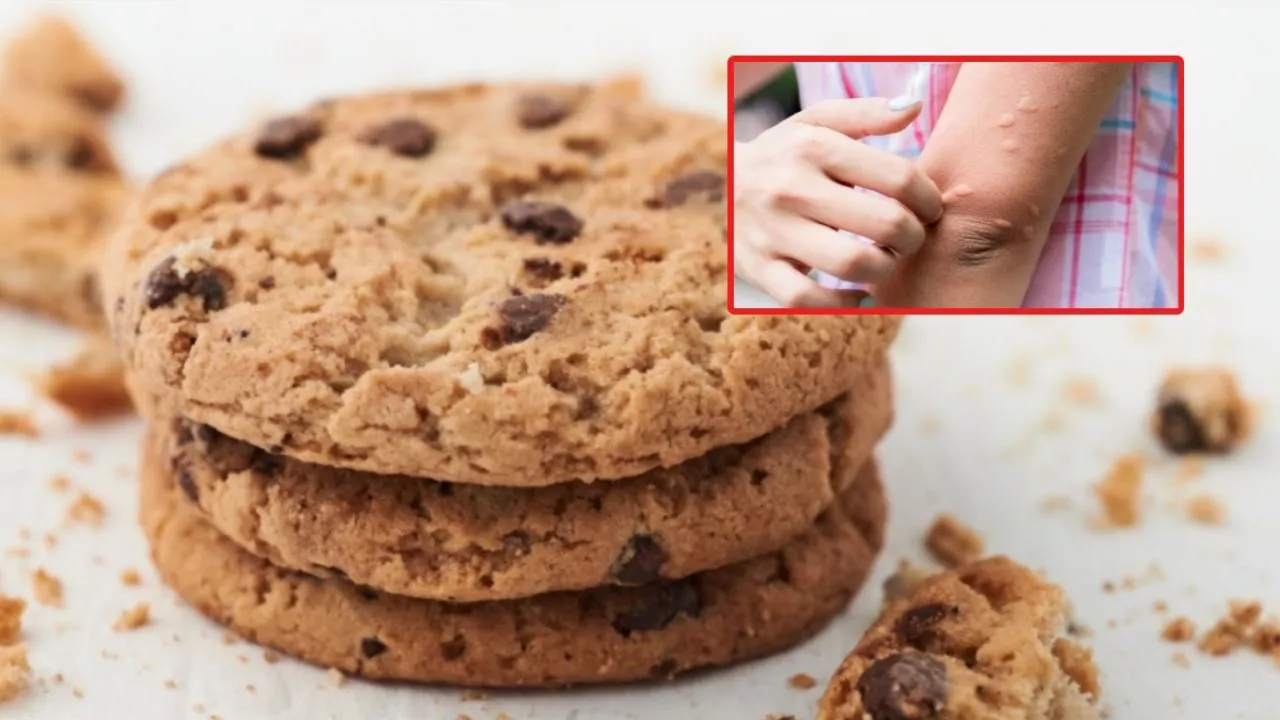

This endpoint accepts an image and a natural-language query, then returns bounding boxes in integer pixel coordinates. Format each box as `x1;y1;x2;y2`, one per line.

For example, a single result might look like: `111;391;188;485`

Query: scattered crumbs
1171;651;1191;668
1186;494;1226;525
1153;600;1169;613
924;514;984;568
460;689;488;701
164;679;177;690
1040;495;1071;513
1093;453;1143;528
119;569;142;587
0;645;31;703
787;673;817;690
221;632;238;646
1249;621;1280;654
65;491;107;527
1173;456;1204;484
48;475;71;493
324;668;345;687
31;335;133;421
1189;236;1225;261
0;410;38;438
1198;600;1262;656
1162;617;1196;642
0;596;23;645
1062;376;1100;405
263;649;280;664
72;448;91;464
32;568;64;607
112;602;150;631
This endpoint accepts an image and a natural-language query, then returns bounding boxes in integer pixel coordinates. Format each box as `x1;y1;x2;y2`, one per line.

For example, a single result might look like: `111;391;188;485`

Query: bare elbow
942;216;1023;268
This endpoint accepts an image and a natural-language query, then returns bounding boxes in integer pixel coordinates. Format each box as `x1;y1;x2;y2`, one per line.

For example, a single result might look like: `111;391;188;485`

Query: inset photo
729;56;1183;314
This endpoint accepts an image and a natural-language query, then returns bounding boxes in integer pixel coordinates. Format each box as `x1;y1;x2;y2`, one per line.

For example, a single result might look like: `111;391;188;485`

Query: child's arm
732;62;791;101
874;62;1132;308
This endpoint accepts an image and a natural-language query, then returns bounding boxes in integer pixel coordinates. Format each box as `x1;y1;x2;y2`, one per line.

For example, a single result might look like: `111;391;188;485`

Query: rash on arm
874;61;1132;308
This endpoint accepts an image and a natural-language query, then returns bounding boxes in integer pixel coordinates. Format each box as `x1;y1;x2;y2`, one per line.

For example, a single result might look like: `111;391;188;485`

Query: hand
733;97;944;308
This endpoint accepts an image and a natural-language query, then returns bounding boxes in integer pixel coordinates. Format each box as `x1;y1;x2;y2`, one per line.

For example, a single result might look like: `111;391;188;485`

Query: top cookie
818;556;1100;720
103;79;898;484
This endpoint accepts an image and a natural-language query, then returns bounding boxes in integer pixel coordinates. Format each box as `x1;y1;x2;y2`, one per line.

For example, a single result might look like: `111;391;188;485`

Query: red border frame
726;55;1185;316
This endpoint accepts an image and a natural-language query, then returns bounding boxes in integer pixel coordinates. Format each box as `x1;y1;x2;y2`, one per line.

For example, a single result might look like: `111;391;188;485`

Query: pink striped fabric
794;62;1180;308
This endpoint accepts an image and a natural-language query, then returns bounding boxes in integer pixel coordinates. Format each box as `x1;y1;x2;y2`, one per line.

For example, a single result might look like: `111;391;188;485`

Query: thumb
791;95;922;140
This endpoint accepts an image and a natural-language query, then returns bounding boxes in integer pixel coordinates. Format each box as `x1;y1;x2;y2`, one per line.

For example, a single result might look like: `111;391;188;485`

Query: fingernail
887;94;920;112
859;295;877;309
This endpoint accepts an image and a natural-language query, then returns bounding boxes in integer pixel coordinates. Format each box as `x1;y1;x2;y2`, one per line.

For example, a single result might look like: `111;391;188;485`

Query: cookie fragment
254;115;323;159
31;568;63;607
1093;454;1143;528
112;602;150;631
361;118;437;158
1152;368;1250;454
0;644;30;703
923;514;984;568
1161;616;1195;642
32;334;133;420
143;256;228;311
499;201;583;244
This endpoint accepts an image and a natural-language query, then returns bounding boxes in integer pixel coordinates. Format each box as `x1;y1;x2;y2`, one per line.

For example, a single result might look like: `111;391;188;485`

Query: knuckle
788;124;829;162
759;169;806;209
872;205;919;245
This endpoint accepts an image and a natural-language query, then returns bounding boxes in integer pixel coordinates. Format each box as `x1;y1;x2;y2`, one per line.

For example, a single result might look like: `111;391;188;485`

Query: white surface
0;1;1273;718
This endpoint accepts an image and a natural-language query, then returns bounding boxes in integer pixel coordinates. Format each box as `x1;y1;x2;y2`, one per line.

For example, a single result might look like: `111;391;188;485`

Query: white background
0;1;1276;718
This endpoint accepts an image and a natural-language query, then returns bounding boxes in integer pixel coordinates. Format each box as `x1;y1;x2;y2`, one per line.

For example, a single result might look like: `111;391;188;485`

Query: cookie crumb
32;568;64;607
220;632;238;646
0;645;31;703
48;475;71;493
1185;494;1226;525
246;683;256;692
1162;616;1196;642
881;560;932;606
1152;368;1251;454
1249;621;1280;654
0;596;24;644
1093;453;1143;528
1197;601;1261;656
119;569;141;587
787;672;816;690
1173;456;1204;484
460;689;487;701
112;602;149;631
72;448;91;464
1062;376;1100;405
323;668;345;687
1171;651;1190;668
1190;237;1225;261
164;679;177;690
65;491;106;526
32;336;133;421
1153;600;1169;613
262;649;280;664
72;686;84;698
0;410;38;438
923;514;984;568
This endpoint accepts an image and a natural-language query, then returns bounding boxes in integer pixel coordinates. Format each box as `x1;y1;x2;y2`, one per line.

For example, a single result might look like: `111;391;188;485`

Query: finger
792;96;922;141
780;219;898;284
754;259;871;309
782;177;928;256
788;124;943;223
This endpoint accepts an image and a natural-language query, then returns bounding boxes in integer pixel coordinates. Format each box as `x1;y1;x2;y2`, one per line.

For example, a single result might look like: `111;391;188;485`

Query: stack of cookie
103;79;900;686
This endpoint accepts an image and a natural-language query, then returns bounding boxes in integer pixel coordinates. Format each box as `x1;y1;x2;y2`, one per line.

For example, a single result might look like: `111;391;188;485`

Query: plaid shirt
794;62;1180;309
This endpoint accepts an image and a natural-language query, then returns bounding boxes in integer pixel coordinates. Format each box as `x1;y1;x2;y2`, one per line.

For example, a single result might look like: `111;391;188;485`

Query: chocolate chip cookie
161;355;891;601
818;556;1100;720
3;14;125;114
0;89;127;329
103;79;900;485
140;425;886;687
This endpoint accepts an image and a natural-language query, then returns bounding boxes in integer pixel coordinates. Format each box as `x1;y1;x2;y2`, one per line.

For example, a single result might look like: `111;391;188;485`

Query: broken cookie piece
818;555;1100;720
1152;368;1251;455
0;644;30;703
924;515;984;569
32;333;134;420
0;595;24;644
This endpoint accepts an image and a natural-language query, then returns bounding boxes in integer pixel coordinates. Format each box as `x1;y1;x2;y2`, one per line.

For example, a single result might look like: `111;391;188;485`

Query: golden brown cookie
818;556;1100;720
103;79;900;485
162;356;891;601
0;89;127;329
3;14;125;114
141;426;886;687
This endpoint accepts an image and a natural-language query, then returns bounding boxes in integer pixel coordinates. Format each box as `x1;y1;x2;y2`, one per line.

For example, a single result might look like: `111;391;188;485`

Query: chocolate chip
856;651;947;720
499;202;582;244
895;603;960;650
610;534;668;585
257;276;276;290
254;115;323;159
646;170;725;208
64;137;109;172
143;256;229;312
611;580;700;636
482;293;566;349
176;465;199;503
360;118;437;158
522;258;564;285
517;93;572;129
355;586;379;601
72;81;120;113
250;450;284;477
360;637;388;658
1155;398;1207;453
